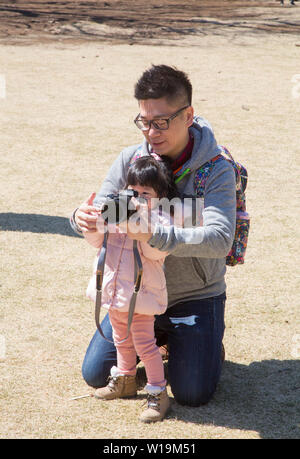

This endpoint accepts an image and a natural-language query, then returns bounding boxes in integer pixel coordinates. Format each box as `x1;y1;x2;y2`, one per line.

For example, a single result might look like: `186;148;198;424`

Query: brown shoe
140;387;170;423
94;367;137;400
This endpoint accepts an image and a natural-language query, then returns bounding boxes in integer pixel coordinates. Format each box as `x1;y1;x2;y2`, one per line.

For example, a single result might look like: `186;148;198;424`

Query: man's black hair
134;64;192;106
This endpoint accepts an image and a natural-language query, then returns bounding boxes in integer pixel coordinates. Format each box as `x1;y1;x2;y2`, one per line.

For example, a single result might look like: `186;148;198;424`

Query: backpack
194;146;250;266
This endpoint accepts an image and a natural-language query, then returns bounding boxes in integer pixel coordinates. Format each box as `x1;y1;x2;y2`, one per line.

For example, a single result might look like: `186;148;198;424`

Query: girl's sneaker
94;366;137;400
140;385;170;423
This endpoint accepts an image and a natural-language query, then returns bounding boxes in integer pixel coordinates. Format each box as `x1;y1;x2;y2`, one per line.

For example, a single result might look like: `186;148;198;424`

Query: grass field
0;8;300;439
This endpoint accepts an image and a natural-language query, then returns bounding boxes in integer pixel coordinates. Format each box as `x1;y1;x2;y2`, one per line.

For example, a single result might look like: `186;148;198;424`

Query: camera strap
95;232;143;344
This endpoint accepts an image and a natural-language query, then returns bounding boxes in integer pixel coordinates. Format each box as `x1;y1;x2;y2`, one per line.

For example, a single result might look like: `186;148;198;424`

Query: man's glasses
134;105;190;131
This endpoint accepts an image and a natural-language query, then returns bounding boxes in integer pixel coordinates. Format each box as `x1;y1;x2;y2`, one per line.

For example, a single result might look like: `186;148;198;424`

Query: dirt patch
0;0;300;45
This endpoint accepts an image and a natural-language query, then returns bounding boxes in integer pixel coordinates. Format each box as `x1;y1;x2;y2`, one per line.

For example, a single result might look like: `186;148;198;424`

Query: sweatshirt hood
188;116;221;170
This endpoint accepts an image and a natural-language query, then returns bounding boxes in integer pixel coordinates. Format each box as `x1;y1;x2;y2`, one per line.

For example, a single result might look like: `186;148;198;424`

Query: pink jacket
85;225;168;316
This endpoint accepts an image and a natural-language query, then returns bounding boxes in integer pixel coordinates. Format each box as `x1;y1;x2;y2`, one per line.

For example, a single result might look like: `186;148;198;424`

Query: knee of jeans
81;359;110;389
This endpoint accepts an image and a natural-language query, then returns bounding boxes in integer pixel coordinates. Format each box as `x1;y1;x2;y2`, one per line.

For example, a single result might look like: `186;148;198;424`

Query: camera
101;189;139;224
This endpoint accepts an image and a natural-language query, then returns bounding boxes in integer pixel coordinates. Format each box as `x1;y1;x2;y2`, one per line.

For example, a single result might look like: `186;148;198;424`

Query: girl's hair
126;156;179;200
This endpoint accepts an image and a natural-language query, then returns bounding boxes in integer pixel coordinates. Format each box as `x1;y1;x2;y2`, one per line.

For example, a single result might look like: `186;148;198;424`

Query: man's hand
75;192;100;233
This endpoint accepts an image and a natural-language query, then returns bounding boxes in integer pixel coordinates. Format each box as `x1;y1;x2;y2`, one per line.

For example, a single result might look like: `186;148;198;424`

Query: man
71;65;236;411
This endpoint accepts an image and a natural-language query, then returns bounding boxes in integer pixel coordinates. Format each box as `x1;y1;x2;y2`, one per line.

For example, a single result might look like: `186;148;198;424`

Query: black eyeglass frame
134;105;190;131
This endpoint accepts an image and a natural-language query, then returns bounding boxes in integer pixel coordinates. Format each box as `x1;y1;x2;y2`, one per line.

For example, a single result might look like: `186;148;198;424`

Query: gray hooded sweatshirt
93;116;236;307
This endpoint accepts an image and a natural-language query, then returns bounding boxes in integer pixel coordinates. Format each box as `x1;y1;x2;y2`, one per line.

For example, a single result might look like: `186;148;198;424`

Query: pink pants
109;309;166;387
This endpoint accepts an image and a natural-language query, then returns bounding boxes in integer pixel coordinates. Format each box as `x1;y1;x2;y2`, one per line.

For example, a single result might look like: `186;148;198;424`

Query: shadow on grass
148;359;299;439
0;212;81;238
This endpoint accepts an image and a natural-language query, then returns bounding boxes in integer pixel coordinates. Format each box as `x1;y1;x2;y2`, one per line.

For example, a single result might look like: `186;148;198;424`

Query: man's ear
186;106;194;127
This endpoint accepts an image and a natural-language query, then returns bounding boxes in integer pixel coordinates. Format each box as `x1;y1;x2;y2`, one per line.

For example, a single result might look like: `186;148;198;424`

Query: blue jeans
82;293;226;407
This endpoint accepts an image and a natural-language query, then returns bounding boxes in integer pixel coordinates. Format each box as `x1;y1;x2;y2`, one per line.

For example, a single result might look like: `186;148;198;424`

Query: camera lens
101;191;138;224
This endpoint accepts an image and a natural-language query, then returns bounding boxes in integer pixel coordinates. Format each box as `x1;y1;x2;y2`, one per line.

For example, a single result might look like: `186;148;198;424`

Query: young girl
84;156;179;423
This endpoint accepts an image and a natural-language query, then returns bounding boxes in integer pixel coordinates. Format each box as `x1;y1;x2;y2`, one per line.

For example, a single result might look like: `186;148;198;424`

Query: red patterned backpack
194;146;250;266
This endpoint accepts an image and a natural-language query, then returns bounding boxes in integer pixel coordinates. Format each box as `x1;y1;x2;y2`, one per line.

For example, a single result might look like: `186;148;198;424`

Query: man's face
138;98;194;160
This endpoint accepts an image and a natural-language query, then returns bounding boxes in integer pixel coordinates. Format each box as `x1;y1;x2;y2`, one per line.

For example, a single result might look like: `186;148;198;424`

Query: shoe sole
140;405;171;423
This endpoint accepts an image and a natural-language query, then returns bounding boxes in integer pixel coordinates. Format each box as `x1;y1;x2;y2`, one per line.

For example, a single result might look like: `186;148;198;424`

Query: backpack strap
194;146;248;202
194;154;224;198
95;233;143;344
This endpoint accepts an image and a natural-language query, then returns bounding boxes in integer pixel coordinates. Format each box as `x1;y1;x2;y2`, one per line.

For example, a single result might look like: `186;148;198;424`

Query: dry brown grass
0;29;300;439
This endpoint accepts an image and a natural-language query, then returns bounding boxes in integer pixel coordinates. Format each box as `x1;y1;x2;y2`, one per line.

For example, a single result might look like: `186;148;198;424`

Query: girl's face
127;184;158;209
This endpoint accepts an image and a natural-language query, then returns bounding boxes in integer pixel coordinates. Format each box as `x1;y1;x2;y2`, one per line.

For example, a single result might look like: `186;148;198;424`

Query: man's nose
148;124;161;137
